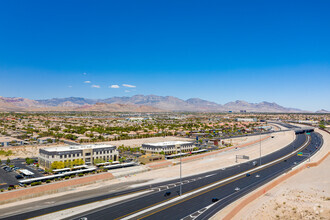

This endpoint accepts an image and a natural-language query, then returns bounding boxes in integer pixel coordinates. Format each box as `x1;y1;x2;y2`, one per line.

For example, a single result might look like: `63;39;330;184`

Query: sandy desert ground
233;157;330;220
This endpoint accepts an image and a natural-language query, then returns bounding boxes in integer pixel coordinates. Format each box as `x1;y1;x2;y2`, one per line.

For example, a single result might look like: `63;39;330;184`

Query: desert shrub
31;181;42;186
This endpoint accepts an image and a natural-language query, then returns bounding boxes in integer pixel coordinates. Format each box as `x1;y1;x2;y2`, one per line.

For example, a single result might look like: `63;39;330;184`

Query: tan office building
38;144;119;169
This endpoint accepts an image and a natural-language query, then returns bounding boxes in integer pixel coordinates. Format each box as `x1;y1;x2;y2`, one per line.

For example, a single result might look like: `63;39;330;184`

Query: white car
235;187;240;191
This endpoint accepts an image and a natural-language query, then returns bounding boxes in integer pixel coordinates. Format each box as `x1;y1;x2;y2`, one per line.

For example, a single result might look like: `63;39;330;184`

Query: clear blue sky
0;0;329;111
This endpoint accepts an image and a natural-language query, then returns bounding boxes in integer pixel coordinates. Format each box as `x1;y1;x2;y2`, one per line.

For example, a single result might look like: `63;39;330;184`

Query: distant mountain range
0;95;328;113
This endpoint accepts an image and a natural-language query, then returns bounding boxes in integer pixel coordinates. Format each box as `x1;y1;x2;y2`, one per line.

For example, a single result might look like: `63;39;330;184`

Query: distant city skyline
0;0;329;111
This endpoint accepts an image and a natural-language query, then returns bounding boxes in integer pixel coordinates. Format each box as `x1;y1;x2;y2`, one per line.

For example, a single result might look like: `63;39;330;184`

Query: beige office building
38;144;119;169
141;141;194;155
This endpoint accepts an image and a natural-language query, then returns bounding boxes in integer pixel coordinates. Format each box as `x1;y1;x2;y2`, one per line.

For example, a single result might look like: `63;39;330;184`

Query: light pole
259;128;262;166
293;130;295;151
179;144;182;196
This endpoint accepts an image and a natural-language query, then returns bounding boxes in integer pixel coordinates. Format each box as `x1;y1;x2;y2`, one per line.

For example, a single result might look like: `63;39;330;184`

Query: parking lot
0;158;45;189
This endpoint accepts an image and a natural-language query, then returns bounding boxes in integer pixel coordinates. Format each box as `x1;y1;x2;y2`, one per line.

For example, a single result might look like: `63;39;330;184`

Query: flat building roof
42;144;116;152
143;141;193;147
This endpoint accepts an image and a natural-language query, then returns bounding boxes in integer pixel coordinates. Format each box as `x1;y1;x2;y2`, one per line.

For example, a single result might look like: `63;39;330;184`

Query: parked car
15;175;24;179
4;167;12;172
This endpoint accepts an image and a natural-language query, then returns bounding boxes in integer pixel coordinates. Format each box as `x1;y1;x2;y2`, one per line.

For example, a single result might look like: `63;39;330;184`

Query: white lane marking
121;135;310;220
30;190;152;220
204;174;216;178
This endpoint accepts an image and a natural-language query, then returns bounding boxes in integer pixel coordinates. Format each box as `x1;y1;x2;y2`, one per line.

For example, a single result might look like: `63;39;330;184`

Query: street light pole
180;144;182;196
259;128;262;166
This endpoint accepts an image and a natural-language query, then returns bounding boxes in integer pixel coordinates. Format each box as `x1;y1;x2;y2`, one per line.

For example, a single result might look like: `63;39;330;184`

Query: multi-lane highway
0;125;323;220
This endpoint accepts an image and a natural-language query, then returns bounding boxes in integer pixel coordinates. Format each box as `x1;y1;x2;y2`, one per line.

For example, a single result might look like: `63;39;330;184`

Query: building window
85;153;91;156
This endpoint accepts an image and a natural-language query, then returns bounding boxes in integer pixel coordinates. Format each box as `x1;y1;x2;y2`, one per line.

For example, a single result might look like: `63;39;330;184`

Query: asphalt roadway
1;127;322;220
66;132;321;220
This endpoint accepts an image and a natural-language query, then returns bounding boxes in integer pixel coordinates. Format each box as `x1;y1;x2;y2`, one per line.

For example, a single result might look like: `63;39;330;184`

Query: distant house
128;131;137;137
77;136;90;142
0;136;24;147
38;137;56;144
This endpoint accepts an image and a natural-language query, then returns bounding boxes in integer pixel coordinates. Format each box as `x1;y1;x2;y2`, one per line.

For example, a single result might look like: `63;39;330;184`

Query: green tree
319;123;326;129
51;161;59;169
6;158;10;165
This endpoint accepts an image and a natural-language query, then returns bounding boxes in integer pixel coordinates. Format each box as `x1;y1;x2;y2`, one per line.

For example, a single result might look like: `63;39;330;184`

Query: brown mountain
0;95;315;113
74;103;164;112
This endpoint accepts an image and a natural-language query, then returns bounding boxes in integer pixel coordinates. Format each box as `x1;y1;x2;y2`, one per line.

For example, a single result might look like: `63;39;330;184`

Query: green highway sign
306;133;310;135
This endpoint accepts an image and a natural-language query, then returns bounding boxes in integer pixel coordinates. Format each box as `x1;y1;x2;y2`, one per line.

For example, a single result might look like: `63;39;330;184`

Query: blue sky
0;0;329;111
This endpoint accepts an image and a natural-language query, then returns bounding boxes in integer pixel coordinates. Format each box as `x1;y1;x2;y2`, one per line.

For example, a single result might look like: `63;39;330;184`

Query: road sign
306;133;310;135
297;152;303;156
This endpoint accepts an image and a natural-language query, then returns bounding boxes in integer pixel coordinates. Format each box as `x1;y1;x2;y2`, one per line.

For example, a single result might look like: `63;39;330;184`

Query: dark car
15;175;24;179
4;167;12;172
246;173;251;177
212;197;219;202
164;191;171;197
